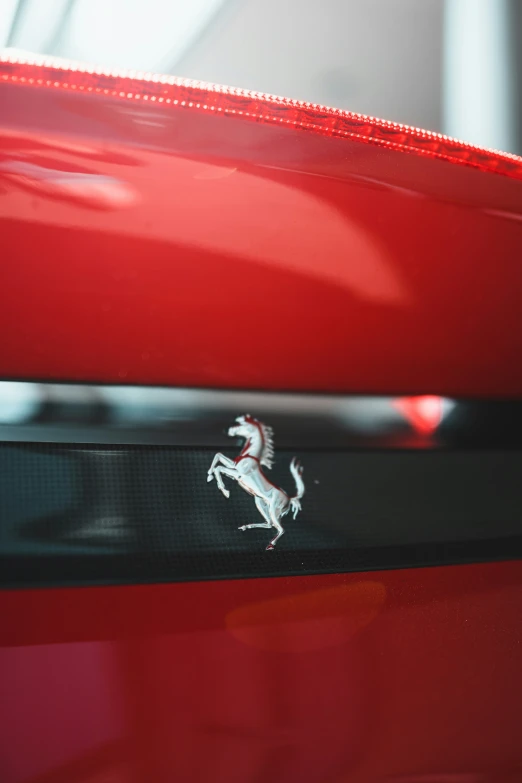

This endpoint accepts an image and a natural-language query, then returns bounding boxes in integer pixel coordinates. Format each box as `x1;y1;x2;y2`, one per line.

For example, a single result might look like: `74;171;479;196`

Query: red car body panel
1;57;522;396
2;563;522;782
2;56;522;783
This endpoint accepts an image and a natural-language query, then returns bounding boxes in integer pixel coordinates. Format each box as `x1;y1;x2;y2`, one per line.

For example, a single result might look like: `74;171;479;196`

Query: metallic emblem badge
207;415;305;550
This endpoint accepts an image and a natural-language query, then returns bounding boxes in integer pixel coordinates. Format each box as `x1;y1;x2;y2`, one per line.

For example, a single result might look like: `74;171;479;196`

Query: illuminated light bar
1;49;522;182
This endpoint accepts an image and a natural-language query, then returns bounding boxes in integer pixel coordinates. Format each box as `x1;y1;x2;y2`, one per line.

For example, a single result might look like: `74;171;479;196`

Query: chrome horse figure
207;415;305;550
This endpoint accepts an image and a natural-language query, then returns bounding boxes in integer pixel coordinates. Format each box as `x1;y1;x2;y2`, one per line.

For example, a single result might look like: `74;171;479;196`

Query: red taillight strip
2;49;522;182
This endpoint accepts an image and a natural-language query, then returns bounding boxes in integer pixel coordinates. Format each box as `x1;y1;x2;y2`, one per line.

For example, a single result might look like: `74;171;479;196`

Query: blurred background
1;0;521;155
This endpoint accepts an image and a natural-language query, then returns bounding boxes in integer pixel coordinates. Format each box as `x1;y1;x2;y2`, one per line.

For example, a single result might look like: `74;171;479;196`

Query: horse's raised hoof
266;544;275;551
221;489;230;499
207;472;214;482
238;525;246;531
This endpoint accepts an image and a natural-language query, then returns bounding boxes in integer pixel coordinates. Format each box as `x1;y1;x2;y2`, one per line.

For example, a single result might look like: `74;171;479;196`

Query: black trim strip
2;537;522;590
1;438;521;588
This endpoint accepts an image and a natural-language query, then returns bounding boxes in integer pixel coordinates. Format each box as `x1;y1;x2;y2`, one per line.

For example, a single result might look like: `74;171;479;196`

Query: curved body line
207;415;305;550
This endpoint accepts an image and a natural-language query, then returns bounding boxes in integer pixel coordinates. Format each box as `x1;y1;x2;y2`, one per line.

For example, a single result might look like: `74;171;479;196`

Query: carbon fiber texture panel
1;443;522;587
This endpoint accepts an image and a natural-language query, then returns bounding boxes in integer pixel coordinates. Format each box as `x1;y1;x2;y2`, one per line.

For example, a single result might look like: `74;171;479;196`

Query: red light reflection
394;395;444;435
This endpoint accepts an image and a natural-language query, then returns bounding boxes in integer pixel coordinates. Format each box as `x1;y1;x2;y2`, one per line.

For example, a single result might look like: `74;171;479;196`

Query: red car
1;38;522;783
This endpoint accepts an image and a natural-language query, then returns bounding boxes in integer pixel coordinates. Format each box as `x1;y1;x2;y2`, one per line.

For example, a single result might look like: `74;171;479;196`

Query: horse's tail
289;458;305;519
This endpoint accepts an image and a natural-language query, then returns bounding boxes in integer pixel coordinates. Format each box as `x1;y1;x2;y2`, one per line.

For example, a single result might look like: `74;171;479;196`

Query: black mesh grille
1;443;522;588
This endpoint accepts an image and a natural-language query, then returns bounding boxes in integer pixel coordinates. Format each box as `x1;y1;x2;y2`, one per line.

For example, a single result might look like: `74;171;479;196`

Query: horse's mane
259;422;275;469
244;415;274;469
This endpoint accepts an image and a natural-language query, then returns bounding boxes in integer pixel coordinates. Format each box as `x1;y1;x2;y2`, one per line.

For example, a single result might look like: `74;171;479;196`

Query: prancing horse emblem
207;415;305;550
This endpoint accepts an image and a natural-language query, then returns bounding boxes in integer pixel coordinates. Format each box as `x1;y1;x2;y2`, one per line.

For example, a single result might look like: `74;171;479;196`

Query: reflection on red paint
0;159;138;210
394;395;444;435
226;581;386;652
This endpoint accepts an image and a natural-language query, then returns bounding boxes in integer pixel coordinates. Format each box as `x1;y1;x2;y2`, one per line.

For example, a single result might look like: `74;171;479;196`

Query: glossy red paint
1;562;522;783
2;55;522;783
1;56;522;396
